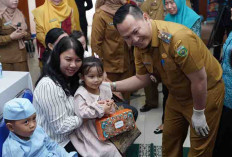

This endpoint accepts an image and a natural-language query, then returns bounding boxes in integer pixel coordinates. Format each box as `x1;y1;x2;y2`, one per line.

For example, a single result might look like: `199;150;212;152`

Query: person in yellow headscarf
65;0;81;31
32;0;80;64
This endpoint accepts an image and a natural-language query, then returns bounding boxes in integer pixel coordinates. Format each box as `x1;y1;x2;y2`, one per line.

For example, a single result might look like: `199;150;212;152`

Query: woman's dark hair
70;30;87;50
36;36;84;96
45;28;66;48
81;56;104;76
70;30;84;40
42;28;66;65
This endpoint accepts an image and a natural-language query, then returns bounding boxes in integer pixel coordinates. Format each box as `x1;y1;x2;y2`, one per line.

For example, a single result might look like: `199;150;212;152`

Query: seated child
2;98;77;157
70;57;122;157
70;31;138;120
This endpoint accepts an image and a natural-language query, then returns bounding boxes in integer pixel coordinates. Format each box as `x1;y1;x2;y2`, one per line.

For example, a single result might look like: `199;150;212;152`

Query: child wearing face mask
2;98;77;157
70;56;122;157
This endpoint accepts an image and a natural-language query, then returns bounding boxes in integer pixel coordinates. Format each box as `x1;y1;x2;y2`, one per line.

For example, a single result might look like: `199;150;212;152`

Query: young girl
70;56;122;157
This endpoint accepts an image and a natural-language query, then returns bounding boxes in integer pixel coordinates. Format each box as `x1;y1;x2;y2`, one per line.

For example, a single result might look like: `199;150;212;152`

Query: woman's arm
0;19;12;45
35;80;83;135
70;9;80;31
34;19;46;47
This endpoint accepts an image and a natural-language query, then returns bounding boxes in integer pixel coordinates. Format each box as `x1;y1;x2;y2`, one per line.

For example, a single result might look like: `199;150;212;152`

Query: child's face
10;113;37;140
83;66;104;94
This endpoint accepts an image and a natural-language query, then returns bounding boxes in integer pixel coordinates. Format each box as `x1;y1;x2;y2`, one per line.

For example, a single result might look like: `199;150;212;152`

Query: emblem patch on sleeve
176;45;188;57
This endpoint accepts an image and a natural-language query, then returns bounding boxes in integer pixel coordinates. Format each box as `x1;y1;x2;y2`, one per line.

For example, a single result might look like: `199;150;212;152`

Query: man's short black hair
113;4;144;28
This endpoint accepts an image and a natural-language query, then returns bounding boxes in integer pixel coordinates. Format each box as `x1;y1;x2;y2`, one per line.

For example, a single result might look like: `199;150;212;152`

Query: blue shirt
2;125;77;157
221;32;232;109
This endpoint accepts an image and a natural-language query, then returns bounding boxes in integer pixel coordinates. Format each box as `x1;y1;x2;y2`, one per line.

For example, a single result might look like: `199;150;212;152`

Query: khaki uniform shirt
0;18;30;63
134;20;222;104
141;0;164;20
91;9;130;73
186;0;192;8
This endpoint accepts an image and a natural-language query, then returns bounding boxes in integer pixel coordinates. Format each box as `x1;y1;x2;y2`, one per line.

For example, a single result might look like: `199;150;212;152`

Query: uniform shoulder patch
158;30;172;44
176;45;188;57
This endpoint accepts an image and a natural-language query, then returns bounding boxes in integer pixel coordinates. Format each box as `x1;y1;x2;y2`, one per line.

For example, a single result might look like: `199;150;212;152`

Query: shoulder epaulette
158;30;172;44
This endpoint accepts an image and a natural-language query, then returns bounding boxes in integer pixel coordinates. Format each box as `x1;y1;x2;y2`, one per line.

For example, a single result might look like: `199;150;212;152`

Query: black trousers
162;84;169;123
64;142;82;157
213;106;232;157
116;101;138;121
213;5;232;61
190;0;199;14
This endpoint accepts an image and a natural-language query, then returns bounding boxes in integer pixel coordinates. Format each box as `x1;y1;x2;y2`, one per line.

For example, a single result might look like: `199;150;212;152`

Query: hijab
96;0;126;15
64;0;81;30
0;0;27;49
32;0;72;36
164;0;200;29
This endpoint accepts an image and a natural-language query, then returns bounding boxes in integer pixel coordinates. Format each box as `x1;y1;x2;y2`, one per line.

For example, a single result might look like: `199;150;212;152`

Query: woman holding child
34;35;137;156
33;37;84;152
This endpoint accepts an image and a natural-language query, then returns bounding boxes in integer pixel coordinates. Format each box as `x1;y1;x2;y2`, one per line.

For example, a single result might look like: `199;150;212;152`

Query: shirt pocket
1;23;14;35
105;24;119;41
142;53;154;74
143;62;153;74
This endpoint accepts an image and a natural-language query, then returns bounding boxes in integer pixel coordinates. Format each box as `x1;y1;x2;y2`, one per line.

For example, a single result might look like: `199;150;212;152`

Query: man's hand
191;108;210;137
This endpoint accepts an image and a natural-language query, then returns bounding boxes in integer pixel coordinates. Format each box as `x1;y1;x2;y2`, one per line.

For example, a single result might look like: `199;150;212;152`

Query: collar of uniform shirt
150;20;159;47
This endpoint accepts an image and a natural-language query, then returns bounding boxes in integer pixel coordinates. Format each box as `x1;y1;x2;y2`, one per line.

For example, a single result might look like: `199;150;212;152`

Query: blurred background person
212;0;232;61
0;0;31;71
213;8;232;157
74;0;93;50
32;0;80;68
65;0;81;31
138;0;164;114
91;0;133;103
42;28;68;65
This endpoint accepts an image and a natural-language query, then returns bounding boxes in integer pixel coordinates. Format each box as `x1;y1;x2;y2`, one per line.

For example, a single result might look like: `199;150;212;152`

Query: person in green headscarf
164;0;201;37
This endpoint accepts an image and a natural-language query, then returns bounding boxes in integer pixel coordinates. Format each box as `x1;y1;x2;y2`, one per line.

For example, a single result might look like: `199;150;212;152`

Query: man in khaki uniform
111;4;224;156
138;0;164;112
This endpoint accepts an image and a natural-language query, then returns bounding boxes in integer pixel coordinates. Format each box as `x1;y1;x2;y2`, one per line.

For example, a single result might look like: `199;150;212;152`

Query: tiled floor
129;86;191;147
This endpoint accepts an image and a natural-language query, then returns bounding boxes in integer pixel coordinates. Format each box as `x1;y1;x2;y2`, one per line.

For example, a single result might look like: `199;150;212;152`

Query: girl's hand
103;103;112;115
98;100;111;115
106;100;117;114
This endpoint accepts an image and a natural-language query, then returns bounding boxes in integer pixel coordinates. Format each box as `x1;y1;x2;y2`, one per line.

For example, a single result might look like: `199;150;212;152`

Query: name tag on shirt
143;62;151;65
49;19;57;23
4;21;11;26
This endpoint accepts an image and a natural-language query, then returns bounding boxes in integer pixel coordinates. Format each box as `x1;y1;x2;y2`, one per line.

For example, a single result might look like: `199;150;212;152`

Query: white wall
27;0;36;34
